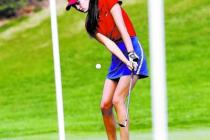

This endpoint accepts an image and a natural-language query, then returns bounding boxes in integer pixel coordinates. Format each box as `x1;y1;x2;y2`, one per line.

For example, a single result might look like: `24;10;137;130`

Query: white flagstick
148;0;168;140
49;0;66;140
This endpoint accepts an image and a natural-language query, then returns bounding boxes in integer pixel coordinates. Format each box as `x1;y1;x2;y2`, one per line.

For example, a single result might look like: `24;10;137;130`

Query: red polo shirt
97;0;136;41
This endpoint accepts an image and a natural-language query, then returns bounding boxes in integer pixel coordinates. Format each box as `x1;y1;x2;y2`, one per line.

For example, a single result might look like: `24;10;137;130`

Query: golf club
118;71;134;127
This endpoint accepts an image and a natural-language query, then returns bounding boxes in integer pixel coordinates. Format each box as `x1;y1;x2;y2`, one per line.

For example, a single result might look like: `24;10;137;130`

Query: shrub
0;0;26;18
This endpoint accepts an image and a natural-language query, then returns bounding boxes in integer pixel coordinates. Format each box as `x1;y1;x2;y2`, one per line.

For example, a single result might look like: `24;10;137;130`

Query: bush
0;0;48;19
0;0;26;18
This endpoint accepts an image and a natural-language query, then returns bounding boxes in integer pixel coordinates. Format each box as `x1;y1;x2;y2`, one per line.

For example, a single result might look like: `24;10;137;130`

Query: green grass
0;16;28;33
0;0;210;138
1;129;210;140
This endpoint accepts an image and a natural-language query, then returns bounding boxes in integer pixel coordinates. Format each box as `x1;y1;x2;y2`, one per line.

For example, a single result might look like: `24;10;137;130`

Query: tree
0;0;26;18
0;0;48;19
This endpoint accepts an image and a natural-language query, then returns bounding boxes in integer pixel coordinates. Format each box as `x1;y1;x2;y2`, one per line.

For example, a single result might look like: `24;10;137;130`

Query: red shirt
97;0;136;41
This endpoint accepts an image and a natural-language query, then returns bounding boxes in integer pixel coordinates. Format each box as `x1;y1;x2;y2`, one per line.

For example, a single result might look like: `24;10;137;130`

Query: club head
118;120;128;127
118;123;126;127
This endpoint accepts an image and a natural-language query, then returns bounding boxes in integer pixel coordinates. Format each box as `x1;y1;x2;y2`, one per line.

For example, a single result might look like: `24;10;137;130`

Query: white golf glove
128;51;139;71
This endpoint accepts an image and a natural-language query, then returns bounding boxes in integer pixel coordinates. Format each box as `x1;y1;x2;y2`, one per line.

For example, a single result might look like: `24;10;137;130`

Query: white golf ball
96;64;101;69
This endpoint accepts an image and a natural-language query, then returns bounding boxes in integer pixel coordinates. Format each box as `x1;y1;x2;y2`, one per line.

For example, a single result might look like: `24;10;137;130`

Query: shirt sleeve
107;0;122;11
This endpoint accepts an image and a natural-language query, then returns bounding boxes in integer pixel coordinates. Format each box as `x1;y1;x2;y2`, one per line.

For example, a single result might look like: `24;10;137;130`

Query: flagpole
148;0;168;140
49;0;66;139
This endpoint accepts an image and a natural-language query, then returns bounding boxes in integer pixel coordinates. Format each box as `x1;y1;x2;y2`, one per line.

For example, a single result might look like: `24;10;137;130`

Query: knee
100;100;112;110
112;96;123;107
100;100;113;116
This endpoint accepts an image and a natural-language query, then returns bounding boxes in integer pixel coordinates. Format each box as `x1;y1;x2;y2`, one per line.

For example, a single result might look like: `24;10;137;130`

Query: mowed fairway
0;0;210;139
1;129;210;140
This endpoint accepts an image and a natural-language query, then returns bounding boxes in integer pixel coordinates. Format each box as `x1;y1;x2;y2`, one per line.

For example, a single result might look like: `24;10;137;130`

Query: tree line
0;0;48;19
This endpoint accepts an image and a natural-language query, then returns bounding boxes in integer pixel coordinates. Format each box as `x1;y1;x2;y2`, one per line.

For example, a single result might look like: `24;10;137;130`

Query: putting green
1;128;210;140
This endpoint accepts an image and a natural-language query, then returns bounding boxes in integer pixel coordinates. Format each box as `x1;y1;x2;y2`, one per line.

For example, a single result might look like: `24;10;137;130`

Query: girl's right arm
96;32;133;70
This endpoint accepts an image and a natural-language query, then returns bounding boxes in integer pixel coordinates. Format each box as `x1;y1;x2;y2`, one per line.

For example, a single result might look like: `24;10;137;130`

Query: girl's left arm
110;4;134;53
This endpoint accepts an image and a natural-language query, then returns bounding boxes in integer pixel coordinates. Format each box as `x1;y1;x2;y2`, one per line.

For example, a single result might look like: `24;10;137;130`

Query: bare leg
100;79;118;140
112;75;138;140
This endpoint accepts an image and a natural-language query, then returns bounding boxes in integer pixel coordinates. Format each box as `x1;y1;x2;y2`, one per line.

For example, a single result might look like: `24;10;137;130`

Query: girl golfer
66;0;148;139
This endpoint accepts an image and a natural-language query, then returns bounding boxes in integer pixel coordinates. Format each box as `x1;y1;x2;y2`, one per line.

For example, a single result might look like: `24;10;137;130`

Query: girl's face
74;0;89;13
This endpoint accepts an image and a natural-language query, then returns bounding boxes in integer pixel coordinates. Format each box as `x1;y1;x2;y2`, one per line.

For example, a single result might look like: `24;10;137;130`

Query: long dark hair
85;0;99;38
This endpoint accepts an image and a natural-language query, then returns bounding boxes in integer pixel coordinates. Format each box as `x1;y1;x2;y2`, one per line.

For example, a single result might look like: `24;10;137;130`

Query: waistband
114;36;138;52
115;36;138;44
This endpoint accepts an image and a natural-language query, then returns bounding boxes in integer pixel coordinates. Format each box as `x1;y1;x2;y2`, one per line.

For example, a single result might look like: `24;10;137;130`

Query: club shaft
125;72;133;120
